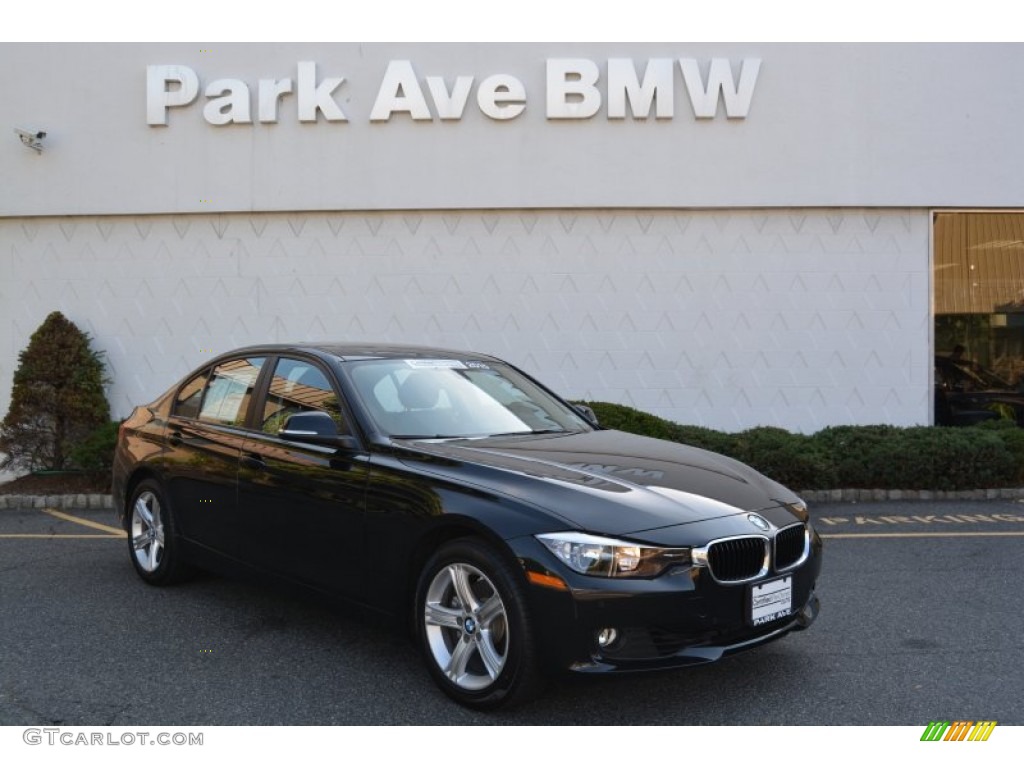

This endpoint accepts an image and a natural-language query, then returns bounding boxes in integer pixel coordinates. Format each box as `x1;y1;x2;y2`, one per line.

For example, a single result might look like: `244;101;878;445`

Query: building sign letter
679;58;761;119
370;60;433;121
607;58;674;119
546;59;601;119
297;61;347;123
147;65;199;125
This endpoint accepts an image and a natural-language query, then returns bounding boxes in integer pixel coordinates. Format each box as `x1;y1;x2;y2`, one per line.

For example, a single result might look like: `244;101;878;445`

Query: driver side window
261;358;348;435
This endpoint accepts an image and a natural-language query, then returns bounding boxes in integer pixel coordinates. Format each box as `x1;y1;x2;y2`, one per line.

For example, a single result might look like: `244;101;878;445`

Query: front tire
127;479;193;585
416;538;544;709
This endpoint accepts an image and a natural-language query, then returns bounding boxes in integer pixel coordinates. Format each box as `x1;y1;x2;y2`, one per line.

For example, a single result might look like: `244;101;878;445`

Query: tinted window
261;357;347;434
197;357;265;426
174;369;209;419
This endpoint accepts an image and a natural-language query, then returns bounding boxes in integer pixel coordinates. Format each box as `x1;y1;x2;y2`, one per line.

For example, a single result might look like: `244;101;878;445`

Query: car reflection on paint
112;343;822;709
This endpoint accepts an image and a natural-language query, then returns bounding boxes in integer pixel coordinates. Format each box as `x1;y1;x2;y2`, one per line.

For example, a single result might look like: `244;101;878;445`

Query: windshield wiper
390;429;569;440
486;429;568;437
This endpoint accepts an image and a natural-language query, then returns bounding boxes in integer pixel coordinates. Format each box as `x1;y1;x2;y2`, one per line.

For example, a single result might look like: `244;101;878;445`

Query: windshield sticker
465;361;490;369
405;359;467;369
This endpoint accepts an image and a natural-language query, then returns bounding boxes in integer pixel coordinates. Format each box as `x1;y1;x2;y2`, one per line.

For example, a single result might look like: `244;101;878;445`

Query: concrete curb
3;488;1024;511
0;494;113;510
799;488;1024;503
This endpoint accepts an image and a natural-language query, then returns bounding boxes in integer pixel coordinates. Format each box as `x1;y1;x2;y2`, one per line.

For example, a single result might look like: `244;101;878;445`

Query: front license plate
749;576;792;626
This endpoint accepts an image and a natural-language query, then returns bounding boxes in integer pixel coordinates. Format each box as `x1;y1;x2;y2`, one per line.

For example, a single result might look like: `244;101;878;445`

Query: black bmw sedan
113;343;822;709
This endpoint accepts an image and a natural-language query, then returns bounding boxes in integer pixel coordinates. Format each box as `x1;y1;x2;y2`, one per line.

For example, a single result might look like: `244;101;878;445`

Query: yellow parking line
822;531;1024;539
41;507;125;536
0;533;125;539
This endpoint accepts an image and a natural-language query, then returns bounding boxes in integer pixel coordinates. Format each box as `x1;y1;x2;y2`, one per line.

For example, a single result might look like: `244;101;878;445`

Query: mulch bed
0;472;110;495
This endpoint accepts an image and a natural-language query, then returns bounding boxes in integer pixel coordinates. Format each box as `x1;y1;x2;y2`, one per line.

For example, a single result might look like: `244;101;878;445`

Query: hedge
581;401;1024;491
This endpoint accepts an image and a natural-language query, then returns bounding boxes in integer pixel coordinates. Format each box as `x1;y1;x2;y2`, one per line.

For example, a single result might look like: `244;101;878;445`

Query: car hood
393;430;801;537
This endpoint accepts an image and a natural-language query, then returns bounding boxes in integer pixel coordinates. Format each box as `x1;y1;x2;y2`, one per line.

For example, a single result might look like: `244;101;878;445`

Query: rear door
164;356;266;554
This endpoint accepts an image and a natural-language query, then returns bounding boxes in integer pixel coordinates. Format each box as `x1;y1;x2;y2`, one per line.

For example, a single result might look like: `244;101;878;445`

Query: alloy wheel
131;490;165;573
423;562;509;691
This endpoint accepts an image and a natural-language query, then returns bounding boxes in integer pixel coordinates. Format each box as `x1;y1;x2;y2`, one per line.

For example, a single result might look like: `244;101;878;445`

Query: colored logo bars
920;721;997;742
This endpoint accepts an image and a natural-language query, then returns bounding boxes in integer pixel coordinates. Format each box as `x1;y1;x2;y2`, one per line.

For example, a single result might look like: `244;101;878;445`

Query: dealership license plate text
750;576;792;625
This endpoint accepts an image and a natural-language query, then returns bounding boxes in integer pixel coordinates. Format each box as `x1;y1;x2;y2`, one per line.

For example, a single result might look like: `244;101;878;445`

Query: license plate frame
748;576;792;626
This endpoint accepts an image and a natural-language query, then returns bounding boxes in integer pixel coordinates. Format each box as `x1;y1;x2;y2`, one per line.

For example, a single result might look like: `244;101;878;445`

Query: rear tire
415;538;545;709
127;479;194;585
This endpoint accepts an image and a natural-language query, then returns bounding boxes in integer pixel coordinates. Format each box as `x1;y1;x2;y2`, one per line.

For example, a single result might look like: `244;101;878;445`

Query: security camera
14;128;46;153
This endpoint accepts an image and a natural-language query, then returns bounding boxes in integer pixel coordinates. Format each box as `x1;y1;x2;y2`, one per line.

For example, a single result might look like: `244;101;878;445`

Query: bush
69;420;121;475
582;402;736;454
734;427;836;491
583;401;682;441
893;427;1016;490
668;424;739;457
813;425;903;488
977;419;1024;485
579;400;1024;490
0;312;110;472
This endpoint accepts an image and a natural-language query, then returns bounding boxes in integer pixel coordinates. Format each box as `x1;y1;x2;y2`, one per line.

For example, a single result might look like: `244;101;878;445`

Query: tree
0;312;110;472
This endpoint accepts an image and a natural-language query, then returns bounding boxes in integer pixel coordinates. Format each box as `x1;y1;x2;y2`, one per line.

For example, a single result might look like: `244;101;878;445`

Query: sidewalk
5;487;1024;511
0;494;113;510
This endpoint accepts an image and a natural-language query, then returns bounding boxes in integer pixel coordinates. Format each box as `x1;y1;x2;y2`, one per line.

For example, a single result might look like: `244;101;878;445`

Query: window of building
934;212;1024;426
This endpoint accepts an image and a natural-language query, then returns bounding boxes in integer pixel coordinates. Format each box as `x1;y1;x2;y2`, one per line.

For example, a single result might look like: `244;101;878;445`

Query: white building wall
0;208;930;433
3;44;1023;216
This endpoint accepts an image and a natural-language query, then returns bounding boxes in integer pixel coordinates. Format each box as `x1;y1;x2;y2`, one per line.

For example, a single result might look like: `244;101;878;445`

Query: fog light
596;627;619;647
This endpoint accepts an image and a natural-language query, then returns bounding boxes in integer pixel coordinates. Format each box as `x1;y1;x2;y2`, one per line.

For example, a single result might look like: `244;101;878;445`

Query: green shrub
0;312;111;472
977;419;1024;484
812;425;1017;490
583;401;681;441
667;424;739;457
899;427;1016;490
70;420;121;475
734;426;835;491
579;400;1024;490
813;425;903;487
582;401;736;454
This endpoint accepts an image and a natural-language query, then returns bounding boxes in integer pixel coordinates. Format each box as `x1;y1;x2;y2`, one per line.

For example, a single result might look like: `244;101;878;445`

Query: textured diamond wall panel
0;210;930;432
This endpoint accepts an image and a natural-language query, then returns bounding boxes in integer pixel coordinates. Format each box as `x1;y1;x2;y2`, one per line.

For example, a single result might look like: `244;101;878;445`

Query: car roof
217;342;505;363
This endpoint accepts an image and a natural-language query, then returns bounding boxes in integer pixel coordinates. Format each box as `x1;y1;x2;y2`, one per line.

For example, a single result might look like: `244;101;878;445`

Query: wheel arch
119;467;164;529
403;515;525;633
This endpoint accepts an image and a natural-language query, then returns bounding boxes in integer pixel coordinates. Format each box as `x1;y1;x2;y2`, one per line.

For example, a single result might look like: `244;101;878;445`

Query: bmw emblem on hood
747;513;771;531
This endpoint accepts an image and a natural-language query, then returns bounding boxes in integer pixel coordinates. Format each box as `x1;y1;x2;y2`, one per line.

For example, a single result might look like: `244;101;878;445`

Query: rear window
174;369;209;419
176;357;266;426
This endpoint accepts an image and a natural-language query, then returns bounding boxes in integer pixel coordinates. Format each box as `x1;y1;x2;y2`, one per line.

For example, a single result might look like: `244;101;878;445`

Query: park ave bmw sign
146;58;761;126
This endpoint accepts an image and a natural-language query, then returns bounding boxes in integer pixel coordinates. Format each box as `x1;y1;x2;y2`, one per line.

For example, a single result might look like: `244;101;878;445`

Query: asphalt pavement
0;500;1021;725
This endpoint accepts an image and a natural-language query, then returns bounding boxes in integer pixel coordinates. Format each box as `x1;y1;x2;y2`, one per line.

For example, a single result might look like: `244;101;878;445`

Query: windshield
343;358;593;439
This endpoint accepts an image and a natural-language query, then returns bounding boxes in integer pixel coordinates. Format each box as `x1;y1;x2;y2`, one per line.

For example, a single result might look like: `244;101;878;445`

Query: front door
236;356;370;599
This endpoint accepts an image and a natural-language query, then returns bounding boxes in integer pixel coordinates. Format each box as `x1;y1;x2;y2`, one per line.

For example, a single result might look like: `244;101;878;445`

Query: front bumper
568;590;819;673
511;530;822;674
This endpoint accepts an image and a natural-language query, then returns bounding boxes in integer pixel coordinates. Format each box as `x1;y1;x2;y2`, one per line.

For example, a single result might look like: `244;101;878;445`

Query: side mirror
572;403;599;426
279;411;358;450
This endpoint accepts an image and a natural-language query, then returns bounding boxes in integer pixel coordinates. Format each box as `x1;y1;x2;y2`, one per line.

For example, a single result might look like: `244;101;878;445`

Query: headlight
536;532;691;578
